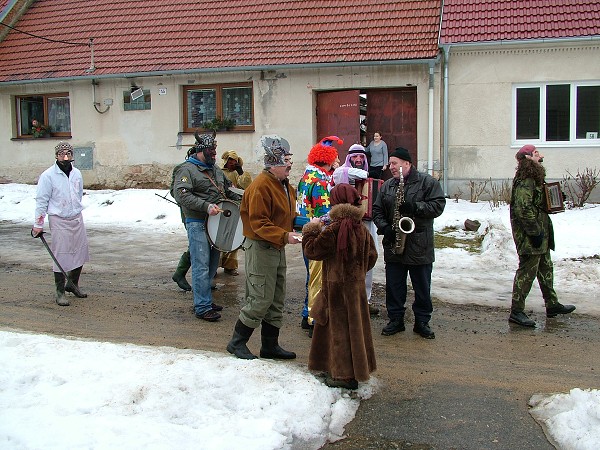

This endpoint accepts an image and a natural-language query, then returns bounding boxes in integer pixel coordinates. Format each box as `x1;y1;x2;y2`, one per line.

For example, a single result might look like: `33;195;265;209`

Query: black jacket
372;167;445;264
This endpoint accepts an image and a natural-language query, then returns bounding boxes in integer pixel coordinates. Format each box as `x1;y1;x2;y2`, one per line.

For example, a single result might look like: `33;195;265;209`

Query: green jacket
510;177;555;255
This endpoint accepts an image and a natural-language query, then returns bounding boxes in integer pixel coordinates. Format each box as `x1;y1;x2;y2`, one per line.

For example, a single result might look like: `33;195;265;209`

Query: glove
383;226;396;242
235;164;244;176
530;232;544;248
398;201;415;215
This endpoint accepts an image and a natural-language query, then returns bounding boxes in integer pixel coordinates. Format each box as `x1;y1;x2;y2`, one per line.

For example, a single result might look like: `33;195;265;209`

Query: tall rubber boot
54;272;69;306
226;320;257;360
172;251;192;291
65;266;88;298
260;321;296;359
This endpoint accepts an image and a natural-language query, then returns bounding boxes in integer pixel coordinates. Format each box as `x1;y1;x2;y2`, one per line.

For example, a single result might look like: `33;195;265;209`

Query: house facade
440;0;600;200
1;0;599;202
0;0;442;188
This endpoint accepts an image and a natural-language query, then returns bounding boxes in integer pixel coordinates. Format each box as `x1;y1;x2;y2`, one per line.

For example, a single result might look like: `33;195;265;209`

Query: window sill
11;136;72;141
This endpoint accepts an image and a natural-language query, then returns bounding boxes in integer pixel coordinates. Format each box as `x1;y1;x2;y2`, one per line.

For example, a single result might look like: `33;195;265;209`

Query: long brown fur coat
302;203;378;381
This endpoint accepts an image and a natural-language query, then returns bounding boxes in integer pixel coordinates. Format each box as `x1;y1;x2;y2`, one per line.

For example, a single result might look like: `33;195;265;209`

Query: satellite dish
130;88;144;101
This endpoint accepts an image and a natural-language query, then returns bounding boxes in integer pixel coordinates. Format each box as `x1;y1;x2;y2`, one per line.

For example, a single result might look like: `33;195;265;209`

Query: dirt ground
1;221;598;449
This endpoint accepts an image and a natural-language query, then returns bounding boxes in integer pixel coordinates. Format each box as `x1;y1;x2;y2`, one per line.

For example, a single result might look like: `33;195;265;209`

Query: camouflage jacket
510;177;555;255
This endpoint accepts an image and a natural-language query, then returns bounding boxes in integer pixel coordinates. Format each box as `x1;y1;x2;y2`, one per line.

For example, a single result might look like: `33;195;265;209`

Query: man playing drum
172;133;241;322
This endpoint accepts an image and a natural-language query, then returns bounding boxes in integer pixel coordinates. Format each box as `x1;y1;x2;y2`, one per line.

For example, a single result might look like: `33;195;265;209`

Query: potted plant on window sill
31;119;51;138
202;116;236;132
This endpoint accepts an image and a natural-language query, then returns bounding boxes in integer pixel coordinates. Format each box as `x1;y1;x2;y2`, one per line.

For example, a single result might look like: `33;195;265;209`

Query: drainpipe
441;45;450;196
428;63;434;175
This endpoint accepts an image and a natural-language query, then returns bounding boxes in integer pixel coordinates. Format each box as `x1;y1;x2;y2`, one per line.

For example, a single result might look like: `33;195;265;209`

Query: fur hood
328;203;364;222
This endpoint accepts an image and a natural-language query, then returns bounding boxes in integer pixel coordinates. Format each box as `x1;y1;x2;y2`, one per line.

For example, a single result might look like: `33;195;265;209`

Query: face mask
57;159;72;169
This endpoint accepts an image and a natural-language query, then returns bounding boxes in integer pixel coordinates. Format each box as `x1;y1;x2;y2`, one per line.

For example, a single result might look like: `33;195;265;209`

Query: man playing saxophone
372;147;446;339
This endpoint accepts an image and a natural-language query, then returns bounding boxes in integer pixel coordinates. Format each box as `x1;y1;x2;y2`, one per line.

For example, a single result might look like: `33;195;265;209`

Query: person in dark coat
302;184;378;390
372;147;446;339
508;144;575;327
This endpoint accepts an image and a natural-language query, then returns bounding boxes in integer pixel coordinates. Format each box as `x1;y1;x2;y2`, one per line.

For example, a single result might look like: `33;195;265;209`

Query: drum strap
202;170;227;200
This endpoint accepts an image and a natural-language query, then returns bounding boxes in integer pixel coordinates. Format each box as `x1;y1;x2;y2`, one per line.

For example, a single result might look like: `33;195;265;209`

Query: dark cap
389;147;412;163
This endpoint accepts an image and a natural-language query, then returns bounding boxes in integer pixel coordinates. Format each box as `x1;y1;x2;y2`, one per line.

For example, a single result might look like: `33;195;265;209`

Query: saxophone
392;170;415;255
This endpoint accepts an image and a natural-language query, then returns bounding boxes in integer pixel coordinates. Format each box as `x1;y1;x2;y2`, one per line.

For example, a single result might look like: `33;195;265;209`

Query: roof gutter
0;57;440;86
442;35;600;49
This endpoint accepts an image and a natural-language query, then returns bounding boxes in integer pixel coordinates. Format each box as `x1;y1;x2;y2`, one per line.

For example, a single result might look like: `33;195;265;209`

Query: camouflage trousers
511;251;559;312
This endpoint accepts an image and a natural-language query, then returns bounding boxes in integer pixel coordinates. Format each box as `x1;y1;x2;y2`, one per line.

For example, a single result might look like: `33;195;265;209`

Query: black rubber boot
260;321;296;359
227;320;257;360
65;266;88;298
172;251;192;291
54;272;69;306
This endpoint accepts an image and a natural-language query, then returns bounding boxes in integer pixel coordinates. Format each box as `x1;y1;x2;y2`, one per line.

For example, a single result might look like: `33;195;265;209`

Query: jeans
187;220;220;315
385;262;433;323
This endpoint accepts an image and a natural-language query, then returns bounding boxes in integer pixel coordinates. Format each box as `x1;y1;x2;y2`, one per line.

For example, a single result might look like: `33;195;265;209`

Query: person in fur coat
302;184;378;389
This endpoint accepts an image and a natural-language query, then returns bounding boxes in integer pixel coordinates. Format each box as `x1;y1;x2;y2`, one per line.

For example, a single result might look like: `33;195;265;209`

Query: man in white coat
32;142;90;306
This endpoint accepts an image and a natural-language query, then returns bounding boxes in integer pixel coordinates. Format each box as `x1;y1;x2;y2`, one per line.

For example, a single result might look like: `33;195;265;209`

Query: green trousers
239;238;287;329
511;251;559;312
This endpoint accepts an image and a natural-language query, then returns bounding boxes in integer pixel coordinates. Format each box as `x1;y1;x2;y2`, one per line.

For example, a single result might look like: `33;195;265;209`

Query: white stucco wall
445;42;600;200
0;63;439;188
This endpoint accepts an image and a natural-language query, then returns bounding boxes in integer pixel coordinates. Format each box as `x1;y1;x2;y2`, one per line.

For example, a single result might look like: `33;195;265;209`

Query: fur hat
262;136;292;167
389;147;412;163
221;150;243;166
308;135;343;166
516;144;536;160
55;141;73;155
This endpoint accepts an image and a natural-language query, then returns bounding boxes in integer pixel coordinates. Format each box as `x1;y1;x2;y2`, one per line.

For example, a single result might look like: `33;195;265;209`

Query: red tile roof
440;0;600;44
0;0;442;83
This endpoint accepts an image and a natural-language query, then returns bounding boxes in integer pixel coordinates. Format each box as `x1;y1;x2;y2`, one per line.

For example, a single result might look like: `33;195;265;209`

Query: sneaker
325;376;358;390
368;304;380;315
381;319;405;336
301;317;310;329
508;311;536;327
413;321;435;339
546;303;576;318
211;303;223;312
195;310;221;322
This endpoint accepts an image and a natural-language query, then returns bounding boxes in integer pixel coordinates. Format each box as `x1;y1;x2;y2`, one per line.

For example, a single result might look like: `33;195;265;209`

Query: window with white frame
183;82;254;132
514;83;600;144
15;93;71;138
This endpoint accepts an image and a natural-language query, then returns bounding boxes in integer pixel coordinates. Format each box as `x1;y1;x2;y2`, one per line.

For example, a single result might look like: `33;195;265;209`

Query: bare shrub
453;186;463;203
468;179;489;203
488;179;513;207
561;168;600;208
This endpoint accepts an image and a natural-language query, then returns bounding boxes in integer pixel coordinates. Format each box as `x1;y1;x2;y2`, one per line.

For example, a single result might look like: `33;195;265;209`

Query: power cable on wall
0;22;89;46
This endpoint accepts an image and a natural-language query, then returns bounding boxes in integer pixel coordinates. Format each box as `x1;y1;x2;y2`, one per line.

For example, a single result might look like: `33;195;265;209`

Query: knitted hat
221;150;243;166
515;144;536;160
308;135;342;166
55;141;73;155
389;147;412;163
190;131;216;155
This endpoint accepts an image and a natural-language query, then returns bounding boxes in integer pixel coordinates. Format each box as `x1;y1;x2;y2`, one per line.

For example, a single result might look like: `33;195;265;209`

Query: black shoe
195;310;221;322
301;317;310;329
413;321;435;339
325;375;358;390
546;303;576;318
508;311;536;327
381;319;405;336
211;303;223;312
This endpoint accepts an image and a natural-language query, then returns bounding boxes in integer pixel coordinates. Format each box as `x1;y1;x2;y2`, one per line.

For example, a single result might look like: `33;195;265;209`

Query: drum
206;200;245;252
355;178;384;220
